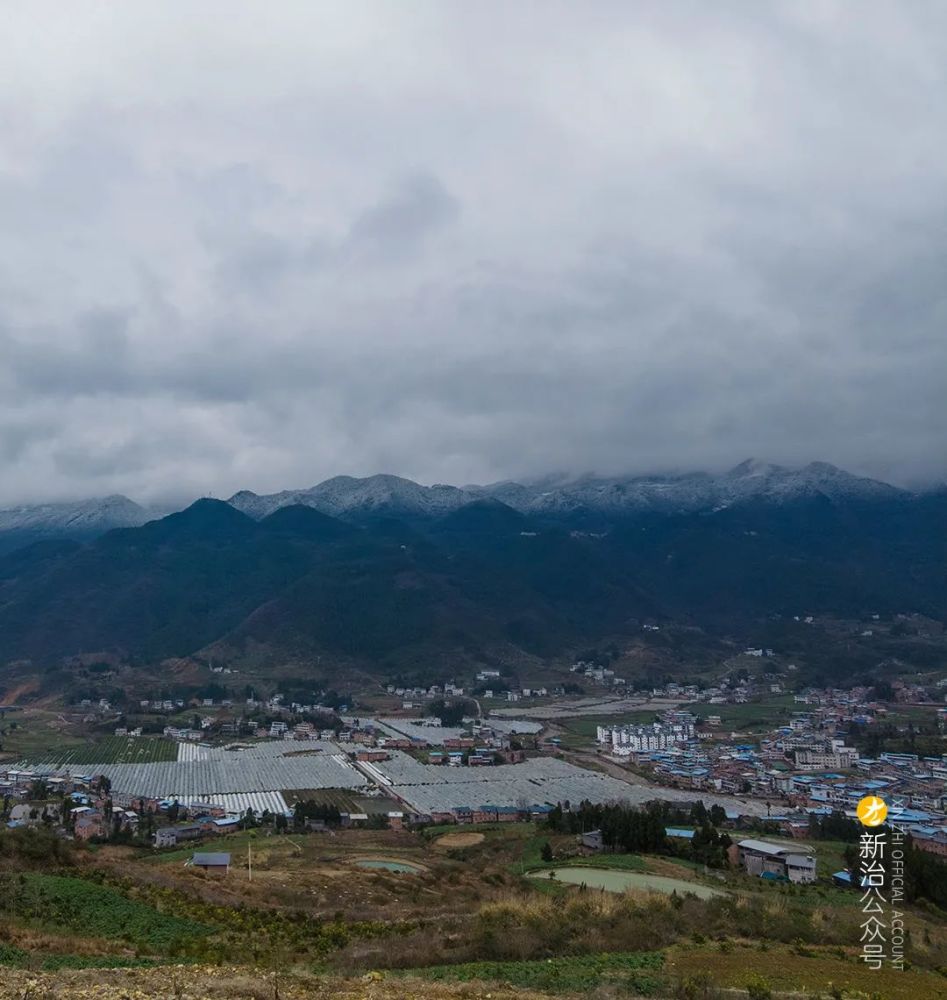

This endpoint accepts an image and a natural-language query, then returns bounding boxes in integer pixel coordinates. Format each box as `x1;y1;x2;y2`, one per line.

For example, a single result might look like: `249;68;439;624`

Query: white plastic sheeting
21;742;367;803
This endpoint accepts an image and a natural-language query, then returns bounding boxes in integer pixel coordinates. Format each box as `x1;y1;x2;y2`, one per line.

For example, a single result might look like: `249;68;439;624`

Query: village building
733;839;817;883
190;851;231;874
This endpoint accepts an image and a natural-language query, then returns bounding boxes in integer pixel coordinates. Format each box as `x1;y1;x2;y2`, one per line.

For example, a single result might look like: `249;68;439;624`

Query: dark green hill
437;498;528;535
0;492;942;675
257;504;355;541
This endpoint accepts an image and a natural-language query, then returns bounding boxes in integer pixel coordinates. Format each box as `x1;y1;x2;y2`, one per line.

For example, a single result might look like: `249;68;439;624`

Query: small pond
529;867;725;899
355;859;422;874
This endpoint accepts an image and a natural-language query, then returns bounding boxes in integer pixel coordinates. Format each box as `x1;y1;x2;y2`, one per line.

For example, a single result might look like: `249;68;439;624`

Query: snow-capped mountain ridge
227;460;908;521
0;461;913;553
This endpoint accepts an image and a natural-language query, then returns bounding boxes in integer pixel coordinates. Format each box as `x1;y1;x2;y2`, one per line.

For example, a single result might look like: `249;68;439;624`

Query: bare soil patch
432;831;485;850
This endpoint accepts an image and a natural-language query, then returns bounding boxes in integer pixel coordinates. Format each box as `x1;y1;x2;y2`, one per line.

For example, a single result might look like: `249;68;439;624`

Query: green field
423;821;538;839
0;711;88;763
0;942;176;971
683;696;797;731
0;873;212;953
408;950;665;993
18;735;179;767
883;704;940;726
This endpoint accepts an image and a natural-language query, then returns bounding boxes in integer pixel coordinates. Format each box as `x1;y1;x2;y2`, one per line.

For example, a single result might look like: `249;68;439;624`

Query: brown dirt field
432;832;486;850
0;678;39;703
0;967;561;1000
667;942;943;1000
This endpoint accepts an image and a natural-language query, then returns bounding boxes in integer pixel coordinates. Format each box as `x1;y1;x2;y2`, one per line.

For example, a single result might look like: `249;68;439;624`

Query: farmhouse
579;829;604;851
153;828;177;848
734;838;817;883
190;852;231;874
73;811;107;841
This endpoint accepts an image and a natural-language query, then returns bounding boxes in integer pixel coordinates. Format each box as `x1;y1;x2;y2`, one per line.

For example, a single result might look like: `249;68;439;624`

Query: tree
546;803;564;832
872;679;894;701
540;841;553;863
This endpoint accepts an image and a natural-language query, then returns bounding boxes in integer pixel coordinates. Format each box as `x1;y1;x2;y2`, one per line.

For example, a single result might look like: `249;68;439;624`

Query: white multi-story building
596;718;696;753
794;741;859;771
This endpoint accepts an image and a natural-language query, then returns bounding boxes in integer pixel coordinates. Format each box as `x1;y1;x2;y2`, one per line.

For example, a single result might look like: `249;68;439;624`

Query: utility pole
248;842;252;881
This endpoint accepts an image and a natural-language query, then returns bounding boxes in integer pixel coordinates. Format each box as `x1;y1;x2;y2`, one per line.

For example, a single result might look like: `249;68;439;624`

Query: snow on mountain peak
0;495;150;535
224;462;906;522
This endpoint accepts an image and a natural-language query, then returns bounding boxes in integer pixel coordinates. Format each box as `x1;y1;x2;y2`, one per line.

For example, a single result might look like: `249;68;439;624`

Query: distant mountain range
0;461;921;554
227;460;908;523
0;461;943;679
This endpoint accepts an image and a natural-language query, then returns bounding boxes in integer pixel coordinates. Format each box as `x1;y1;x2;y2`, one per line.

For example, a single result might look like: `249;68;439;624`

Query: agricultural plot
0;710;87;764
281;788;394;814
408;951;665;993
681;696;797;732
0;873;211;953
24;744;369;801
20;736;179;767
667;941;943;1000
365;751;768;816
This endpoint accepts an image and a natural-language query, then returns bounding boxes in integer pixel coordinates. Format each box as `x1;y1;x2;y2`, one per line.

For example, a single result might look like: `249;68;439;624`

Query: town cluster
595;690;947;856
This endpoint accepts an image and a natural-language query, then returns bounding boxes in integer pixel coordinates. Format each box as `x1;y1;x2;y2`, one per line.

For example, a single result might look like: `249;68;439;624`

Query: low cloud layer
1;1;945;504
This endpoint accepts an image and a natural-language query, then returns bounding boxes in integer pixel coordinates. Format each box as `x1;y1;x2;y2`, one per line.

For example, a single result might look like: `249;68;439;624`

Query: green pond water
529;867;725;899
355;859;422;873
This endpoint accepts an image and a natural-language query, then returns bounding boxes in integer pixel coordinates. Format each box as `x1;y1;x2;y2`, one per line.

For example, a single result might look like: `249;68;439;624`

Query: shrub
745;974;773;1000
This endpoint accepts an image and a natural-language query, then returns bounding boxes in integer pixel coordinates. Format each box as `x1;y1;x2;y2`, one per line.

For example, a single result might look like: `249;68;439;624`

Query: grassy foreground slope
1;823;945;998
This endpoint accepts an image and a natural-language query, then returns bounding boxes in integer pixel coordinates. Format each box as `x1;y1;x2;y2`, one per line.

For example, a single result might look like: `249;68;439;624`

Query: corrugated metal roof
192;852;230;866
738;839;793;856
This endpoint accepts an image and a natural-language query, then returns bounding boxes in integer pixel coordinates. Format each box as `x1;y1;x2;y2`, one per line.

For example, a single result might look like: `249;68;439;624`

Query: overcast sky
1;1;945;504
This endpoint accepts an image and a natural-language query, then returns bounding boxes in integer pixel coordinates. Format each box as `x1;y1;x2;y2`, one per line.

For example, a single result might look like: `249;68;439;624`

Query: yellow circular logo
857;796;888;827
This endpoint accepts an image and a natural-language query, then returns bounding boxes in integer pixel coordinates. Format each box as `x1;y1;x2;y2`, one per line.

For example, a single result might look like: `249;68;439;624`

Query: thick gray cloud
1;0;945;504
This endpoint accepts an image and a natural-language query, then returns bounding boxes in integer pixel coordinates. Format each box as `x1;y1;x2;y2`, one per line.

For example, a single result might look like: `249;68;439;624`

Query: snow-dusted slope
0;495;152;535
227;461;907;522
516;461;904;516
229;474;475;519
